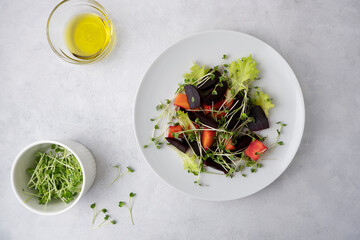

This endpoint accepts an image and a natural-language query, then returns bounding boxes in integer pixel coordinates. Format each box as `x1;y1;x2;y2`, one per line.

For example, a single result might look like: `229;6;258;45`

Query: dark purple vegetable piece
226;93;246;130
227;111;242;130
204;81;228;105
193;111;218;128
197;70;221;91
165;137;188;153
247;105;269;131
235;135;252;150
198;88;214;102
230;93;244;110
204;156;231;173
184;85;201;109
189;140;201;156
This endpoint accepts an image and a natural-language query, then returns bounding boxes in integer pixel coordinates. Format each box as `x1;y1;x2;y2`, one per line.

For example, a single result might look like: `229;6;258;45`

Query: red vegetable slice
202;128;216;150
225;139;236;151
202;100;224;114
214;111;226;119
174;93;190;109
168;125;183;138
244;140;268;161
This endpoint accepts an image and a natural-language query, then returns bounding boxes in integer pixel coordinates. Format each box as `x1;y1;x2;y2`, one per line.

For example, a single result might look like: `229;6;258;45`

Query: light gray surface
0;0;359;239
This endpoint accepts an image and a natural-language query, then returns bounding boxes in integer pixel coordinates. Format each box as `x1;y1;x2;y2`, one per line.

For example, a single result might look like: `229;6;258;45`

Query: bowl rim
10;140;87;215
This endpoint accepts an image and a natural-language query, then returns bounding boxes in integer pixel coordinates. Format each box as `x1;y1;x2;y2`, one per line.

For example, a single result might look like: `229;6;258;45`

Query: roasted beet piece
165;137;188;153
204;156;231;173
230;93;244;110
204;159;228;173
203;81;228;105
247;105;269;131
227;111;242;130
198;88;214;102
189;140;201;156
193;111;218;128
184;85;201;109
235;135;252;151
226;94;246;130
197;70;221;91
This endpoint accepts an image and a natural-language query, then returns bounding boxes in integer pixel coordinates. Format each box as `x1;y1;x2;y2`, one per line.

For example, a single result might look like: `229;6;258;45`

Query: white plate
134;30;305;201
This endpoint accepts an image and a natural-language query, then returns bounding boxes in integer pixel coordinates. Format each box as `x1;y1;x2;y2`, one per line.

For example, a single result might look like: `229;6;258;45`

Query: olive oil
65;13;111;59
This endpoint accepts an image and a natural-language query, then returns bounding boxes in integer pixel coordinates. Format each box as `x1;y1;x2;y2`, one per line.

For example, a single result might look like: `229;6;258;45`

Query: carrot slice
215;111;226;119
224;99;234;109
244;140;268;161
202;100;224;114
174;93;190;109
202;128;216;150
168;125;183;138
225;139;236;151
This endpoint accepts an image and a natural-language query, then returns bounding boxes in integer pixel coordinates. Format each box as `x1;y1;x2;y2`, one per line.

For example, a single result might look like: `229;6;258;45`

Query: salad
145;55;285;184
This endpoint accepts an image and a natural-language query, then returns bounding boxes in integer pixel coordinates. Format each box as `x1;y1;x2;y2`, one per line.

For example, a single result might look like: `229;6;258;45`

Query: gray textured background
1;0;359;239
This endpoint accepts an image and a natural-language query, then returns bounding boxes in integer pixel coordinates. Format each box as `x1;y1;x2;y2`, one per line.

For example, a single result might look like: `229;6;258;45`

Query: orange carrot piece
168;125;183;138
174;93;190;109
244;140;268;161
225;139;236;151
202;128;216;150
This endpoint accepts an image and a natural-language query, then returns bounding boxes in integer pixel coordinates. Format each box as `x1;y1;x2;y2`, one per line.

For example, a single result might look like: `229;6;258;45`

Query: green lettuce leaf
227;55;259;100
176;110;195;129
183;62;209;82
176;150;199;175
252;89;274;116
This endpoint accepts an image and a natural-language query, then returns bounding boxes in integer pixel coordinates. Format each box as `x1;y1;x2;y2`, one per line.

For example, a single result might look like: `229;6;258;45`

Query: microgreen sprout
118;192;136;225
25;145;83;205
90;203;108;225
94;214;116;230
110;166;135;185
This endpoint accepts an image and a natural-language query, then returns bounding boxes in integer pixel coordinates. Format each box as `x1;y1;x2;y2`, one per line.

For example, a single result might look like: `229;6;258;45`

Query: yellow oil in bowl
64;13;111;60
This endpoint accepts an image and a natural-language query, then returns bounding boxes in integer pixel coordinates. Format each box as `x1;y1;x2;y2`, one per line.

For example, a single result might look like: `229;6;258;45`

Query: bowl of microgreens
11;140;96;215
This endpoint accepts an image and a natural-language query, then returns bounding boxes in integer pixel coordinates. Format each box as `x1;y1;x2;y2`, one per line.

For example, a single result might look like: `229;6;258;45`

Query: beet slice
230;93;244;110
198;88;214;102
225;94;244;130
189;140;201;156
204;81;228;105
193;111;218;128
247;105;269;131
235;135;252;151
197;70;221;91
204;156;231;173
204;159;228;173
184;85;201;109
227;111;242;130
165;137;188;153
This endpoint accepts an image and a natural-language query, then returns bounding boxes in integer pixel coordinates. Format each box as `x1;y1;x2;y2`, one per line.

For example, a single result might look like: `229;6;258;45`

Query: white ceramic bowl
11;140;96;215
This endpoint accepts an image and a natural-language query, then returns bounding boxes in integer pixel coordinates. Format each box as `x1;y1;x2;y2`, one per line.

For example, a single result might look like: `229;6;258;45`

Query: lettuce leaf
176;150;199;175
252;89;274;116
183;62;209;82
176;110;195;129
227;55;259;100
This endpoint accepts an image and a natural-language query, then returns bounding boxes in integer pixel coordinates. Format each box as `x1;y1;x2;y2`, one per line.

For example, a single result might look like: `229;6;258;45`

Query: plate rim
133;30;305;201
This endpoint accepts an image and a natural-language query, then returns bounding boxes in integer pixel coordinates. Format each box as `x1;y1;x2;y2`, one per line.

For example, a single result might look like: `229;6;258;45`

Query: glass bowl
47;0;115;64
